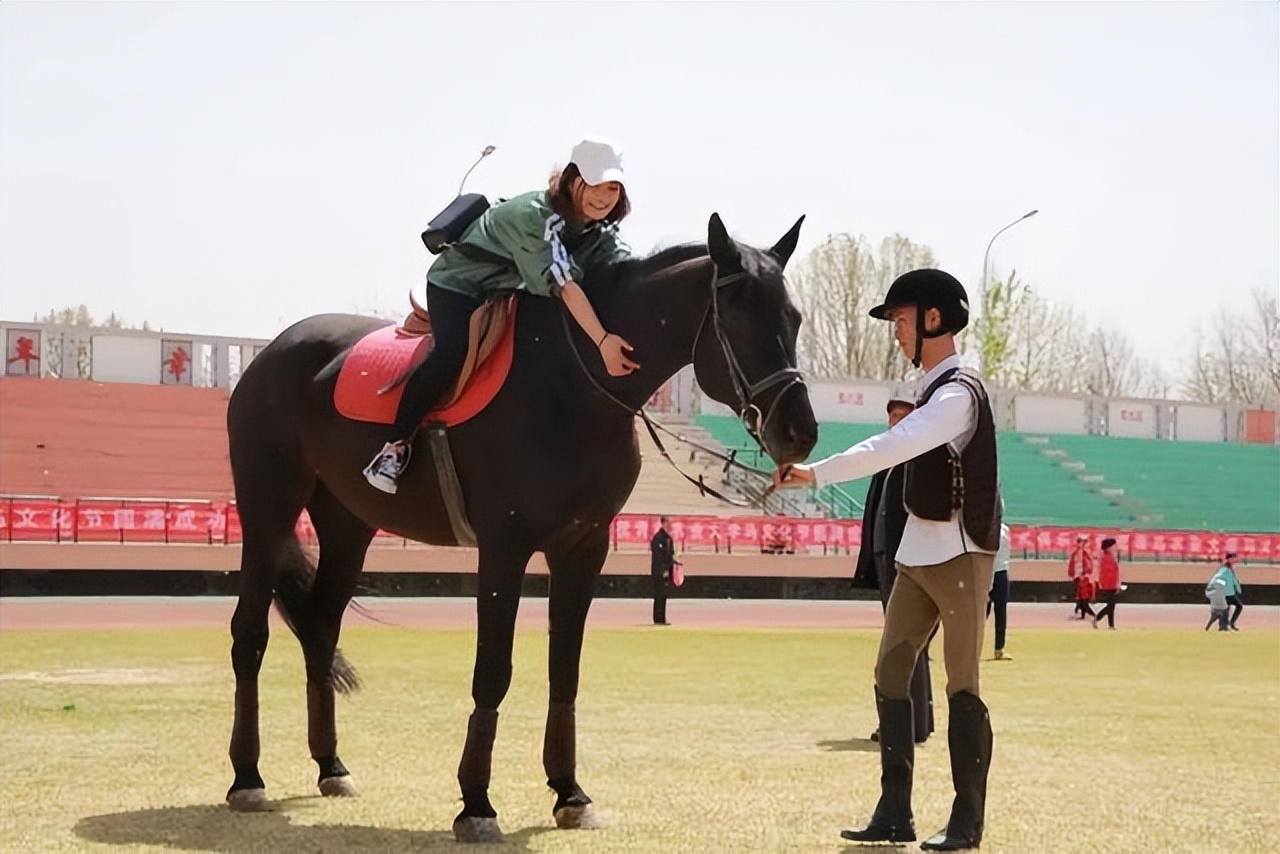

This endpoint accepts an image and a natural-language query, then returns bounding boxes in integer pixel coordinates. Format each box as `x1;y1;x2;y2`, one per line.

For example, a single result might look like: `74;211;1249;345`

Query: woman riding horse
364;137;640;493
225;203;818;841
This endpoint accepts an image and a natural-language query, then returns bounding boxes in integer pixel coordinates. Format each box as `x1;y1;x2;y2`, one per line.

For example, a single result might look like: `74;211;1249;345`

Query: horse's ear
707;212;741;268
769;215;806;269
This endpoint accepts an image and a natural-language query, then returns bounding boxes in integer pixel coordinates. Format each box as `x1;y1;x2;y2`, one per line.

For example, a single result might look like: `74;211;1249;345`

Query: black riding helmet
869;269;970;367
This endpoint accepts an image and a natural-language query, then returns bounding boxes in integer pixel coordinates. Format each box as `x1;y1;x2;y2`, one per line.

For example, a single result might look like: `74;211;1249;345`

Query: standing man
987;521;1012;660
1209;552;1244;631
854;397;934;744
775;269;1001;851
649;516;675;626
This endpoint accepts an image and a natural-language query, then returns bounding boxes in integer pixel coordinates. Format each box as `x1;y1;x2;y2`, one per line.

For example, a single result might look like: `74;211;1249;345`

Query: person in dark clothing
854;398;934;744
649;516;675;626
986;522;1012;660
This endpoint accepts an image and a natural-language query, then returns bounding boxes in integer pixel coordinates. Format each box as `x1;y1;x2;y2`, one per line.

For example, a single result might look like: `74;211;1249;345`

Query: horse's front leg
454;540;533;844
542;530;609;830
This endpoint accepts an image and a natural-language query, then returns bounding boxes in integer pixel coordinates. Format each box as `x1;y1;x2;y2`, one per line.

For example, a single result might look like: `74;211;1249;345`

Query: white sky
2;2;1276;366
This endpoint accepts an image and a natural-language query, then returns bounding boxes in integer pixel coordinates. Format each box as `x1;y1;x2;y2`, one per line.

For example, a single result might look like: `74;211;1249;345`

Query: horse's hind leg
542;531;609;830
227;466;315;812
298;483;375;798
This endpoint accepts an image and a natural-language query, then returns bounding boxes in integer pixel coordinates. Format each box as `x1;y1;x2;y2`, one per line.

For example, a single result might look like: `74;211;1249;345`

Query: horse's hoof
319;775;359;798
453;816;503;843
226;788;273;812
555;803;601;830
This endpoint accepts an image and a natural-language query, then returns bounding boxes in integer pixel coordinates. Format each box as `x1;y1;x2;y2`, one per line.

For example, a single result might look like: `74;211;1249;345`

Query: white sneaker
363;441;410;494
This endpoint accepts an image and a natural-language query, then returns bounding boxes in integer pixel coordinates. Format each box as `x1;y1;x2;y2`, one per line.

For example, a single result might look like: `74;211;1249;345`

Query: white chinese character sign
5;328;42;376
161;339;194;385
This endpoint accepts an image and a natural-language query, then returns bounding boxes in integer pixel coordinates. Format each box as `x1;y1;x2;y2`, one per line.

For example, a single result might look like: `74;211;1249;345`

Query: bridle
694;264;807;459
560;260;806;508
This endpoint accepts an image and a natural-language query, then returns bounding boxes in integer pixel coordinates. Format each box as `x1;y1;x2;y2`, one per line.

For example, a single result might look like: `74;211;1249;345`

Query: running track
0;597;1275;632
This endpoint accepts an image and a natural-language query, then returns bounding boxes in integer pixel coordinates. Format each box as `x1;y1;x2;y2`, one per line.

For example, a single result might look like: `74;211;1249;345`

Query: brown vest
903;368;1002;551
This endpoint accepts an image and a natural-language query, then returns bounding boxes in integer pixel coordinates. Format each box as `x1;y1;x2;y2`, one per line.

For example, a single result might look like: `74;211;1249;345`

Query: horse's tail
272;549;362;696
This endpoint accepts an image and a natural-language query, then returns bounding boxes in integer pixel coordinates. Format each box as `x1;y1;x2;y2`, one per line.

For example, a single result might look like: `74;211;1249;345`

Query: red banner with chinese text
2;496;1278;563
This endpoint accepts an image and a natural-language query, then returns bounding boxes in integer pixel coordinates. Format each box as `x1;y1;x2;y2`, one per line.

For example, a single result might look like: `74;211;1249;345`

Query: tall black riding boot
922;691;993;851
842;690;916;843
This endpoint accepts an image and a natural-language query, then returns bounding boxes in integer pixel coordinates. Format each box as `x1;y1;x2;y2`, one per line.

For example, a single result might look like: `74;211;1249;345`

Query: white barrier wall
1175;404;1225;442
1;321;270;388
1107;400;1158;439
1013;395;1088;434
90;336;162;384
807;381;895;423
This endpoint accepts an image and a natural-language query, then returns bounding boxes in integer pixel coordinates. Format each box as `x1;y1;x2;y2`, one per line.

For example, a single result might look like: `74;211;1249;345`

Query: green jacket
1209;565;1243;597
426;190;630;301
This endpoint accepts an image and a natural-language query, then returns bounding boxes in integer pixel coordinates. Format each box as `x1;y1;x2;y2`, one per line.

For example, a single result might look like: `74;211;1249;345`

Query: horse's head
692;214;818;465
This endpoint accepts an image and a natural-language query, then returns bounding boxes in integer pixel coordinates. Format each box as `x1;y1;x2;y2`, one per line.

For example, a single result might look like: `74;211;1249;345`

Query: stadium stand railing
4;494;1277;564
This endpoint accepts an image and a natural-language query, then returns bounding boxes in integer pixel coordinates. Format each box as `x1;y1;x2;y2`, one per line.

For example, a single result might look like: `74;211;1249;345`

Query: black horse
224;213;819;841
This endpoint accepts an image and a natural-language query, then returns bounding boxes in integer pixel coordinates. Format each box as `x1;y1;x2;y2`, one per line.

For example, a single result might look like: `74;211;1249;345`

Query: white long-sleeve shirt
810;355;993;567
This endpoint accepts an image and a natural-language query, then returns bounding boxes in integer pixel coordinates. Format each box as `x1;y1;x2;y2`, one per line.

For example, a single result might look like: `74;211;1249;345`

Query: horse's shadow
74;800;548;853
817;736;880;753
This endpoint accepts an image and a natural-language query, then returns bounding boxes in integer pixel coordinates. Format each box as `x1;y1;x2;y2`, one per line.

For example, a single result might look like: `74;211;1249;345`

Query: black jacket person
775;269;1000;852
649;517;675;625
855;398;934;745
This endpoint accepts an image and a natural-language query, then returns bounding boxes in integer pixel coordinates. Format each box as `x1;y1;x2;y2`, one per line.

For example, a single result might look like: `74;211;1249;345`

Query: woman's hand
599;333;640;376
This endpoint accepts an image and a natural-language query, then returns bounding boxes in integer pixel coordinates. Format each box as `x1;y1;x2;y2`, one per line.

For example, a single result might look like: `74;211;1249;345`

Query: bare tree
977;274;1089;393
793;239;1263;407
1246;287;1279;401
1182;288;1279;406
792;233;935;380
1087;327;1168;398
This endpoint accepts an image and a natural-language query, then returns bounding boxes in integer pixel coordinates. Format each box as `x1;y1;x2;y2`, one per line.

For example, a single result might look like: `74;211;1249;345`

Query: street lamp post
980;209;1039;316
458;145;497;196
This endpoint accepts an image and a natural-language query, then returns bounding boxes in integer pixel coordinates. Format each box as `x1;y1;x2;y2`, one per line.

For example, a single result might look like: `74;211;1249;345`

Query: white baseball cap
569;138;625;186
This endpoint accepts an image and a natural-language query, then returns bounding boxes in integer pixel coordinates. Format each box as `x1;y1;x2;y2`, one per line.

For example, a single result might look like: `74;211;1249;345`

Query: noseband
695;266;807;459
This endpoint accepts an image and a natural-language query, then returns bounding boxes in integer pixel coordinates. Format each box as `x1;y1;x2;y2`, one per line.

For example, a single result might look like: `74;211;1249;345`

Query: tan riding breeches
875;552;996;700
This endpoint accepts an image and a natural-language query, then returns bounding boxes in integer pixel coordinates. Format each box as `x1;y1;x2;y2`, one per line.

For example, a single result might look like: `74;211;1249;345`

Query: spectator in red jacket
1067;534;1093;619
1075;573;1097;623
1093;538;1122;629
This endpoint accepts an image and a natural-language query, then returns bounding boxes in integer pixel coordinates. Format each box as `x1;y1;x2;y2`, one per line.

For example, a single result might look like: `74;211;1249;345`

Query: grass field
1;624;1276;853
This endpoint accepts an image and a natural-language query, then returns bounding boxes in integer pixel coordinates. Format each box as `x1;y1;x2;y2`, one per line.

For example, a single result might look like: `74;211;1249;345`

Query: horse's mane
589;242;708;288
588;238;779;292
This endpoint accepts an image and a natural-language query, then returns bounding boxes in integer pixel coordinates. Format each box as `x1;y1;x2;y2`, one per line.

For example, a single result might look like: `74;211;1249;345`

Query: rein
560;262;805;510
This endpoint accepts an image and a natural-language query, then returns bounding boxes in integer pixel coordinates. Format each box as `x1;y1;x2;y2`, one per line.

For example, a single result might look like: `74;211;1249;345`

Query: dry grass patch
0;623;1275;852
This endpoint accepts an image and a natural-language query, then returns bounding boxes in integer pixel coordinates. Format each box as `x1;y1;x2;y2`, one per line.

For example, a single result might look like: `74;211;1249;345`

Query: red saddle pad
333;316;516;428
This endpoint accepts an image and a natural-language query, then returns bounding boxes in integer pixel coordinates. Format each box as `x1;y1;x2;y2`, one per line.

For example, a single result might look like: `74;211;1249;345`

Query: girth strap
428;423;478;547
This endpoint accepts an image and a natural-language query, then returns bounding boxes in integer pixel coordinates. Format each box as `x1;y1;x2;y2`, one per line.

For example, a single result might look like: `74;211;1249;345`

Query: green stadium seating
1047;434;1279;533
995;434;1133;528
693;415;1280;532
